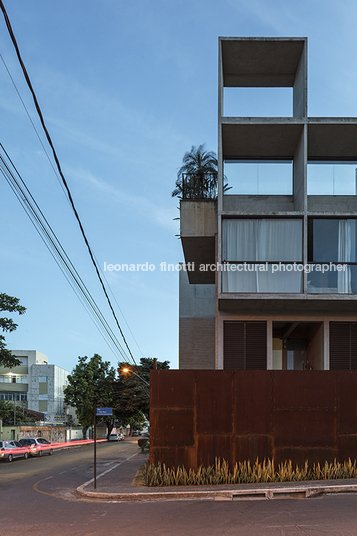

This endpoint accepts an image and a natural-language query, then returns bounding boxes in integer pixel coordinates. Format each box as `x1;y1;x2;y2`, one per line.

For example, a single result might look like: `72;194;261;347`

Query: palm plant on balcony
172;144;219;199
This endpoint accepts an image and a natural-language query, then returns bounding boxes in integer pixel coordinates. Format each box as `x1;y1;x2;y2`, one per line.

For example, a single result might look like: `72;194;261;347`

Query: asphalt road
1;441;357;535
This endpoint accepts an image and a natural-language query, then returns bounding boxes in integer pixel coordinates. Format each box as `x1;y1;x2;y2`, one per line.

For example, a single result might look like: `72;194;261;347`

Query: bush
138;438;149;453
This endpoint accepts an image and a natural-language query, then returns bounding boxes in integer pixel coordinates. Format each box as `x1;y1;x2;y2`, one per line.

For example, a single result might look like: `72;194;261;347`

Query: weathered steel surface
235;371;273;434
196;371;233;435
149;370;357;469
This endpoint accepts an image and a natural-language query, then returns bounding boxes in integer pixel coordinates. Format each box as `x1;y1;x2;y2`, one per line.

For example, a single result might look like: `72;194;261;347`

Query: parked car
19;437;53;456
132;431;141;437
108;433;119;441
0;440;29;462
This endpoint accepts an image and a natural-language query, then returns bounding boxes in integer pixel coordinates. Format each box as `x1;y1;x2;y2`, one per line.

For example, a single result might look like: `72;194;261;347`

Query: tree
0;293;26;368
64;354;116;439
114;358;170;432
172;144;219;199
0;400;37;425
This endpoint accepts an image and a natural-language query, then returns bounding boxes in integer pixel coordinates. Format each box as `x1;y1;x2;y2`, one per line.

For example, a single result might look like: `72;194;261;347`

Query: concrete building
0;350;69;419
179;37;357;371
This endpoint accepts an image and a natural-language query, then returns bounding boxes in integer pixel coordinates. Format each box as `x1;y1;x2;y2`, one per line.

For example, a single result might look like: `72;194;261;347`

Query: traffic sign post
93;407;112;489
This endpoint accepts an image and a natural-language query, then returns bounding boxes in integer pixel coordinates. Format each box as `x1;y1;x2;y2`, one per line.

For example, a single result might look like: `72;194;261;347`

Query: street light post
121;368;150;386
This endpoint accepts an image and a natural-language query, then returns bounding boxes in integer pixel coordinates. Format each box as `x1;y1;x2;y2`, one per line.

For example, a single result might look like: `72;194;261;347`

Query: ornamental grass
143;457;357;487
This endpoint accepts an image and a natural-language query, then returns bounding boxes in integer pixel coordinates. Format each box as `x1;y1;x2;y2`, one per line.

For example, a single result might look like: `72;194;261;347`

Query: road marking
77;451;139;490
33;451;139;503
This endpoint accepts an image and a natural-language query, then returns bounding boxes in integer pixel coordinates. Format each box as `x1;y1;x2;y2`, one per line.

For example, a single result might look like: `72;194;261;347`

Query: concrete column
323;320;330;370
266;320;273;369
217;314;224;369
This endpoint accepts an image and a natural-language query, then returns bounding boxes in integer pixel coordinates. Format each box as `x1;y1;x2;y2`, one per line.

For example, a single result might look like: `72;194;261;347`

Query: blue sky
1;0;357;374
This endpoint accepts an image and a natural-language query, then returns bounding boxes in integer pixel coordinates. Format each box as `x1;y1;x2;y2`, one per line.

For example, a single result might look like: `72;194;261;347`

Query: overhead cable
0;0;137;365
0;144;134;365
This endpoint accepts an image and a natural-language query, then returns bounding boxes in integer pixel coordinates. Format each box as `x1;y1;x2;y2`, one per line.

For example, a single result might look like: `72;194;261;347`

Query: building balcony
0;383;28;393
180;199;217;284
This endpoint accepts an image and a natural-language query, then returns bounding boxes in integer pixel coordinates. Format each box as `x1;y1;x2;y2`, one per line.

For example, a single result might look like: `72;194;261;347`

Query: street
1;440;357;535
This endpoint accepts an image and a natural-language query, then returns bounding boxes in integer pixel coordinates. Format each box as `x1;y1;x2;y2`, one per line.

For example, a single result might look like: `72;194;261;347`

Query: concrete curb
76;481;357;502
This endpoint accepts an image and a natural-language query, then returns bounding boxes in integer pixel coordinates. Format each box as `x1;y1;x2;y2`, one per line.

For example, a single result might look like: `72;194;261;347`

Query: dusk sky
1;0;357;374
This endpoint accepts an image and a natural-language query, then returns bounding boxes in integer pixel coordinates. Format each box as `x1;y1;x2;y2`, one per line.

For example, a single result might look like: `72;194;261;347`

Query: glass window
311;219;357;263
223;219;302;262
222;218;303;293
224;160;293;195
39;377;47;383
308;219;357;294
307;161;357;195
17;357;27;365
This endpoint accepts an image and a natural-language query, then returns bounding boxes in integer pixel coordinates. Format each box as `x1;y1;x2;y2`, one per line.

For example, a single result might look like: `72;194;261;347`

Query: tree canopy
64;354;116;439
64;355;169;438
114;357;170;430
0;400;37;425
0;293;26;368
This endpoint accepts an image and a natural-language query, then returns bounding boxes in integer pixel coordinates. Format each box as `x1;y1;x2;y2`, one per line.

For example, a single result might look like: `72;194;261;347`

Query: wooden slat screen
330;322;357;370
224;322;244;369
224;321;267;370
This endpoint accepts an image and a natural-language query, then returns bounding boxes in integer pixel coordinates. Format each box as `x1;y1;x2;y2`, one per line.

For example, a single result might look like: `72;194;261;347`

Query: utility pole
93;405;97;489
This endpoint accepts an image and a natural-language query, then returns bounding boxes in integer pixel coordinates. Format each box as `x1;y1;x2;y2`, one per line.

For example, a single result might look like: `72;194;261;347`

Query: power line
0;53;69;202
0;0;137;365
0;52;144;363
0;144;134;365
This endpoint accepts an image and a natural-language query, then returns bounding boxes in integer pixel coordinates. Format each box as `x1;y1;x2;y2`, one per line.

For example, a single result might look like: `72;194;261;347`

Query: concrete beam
220;37;306;88
222;122;304;158
219;296;357;315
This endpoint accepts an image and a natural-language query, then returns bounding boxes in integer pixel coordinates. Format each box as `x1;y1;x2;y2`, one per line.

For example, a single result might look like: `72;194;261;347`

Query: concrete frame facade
179;37;357;371
0;350;69;418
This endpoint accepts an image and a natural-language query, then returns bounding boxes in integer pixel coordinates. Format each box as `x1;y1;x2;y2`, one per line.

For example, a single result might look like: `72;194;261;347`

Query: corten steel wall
150;370;357;469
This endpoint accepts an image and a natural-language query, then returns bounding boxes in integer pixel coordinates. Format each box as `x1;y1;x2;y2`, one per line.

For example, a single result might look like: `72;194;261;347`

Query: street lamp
121;367;149;386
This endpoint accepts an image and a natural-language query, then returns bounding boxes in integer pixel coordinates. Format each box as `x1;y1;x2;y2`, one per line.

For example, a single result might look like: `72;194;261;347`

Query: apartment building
0;350;69;419
179;37;357;371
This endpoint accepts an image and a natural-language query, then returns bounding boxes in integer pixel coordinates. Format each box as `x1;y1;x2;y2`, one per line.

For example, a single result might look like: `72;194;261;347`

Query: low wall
150;370;357;469
19;425;66;443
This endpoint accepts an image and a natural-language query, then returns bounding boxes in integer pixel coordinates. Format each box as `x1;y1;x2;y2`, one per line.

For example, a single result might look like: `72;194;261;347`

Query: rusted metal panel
337;372;357;434
150;370;357;470
150;447;196;469
235;434;273;464
197;434;233;468
274;408;336;448
273;371;337;409
235;371;273;434
150;408;194;447
337;435;357;462
196;371;233;435
274;447;338;466
150;369;195;408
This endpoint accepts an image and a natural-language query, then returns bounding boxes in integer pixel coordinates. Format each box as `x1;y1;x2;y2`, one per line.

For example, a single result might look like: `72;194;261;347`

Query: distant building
0;350;69;419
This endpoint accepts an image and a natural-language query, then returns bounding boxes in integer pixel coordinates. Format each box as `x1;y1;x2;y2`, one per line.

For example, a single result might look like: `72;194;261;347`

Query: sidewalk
76;443;357;502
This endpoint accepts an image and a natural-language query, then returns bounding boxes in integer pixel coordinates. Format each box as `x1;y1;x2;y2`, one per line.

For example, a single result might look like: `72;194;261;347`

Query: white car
19;437;53;456
108;433;125;441
0;440;29;462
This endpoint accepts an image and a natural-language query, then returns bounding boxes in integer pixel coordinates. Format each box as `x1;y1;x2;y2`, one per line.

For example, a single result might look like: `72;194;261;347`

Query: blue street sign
96;407;112;416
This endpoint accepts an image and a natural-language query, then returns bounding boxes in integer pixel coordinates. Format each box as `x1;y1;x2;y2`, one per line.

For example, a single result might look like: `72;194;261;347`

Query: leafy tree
0;293;26;368
172;144;219;199
64;354;116;439
114;358;170;433
0;400;37;425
